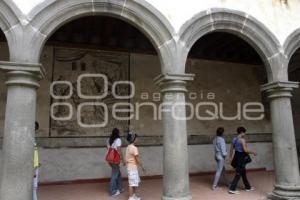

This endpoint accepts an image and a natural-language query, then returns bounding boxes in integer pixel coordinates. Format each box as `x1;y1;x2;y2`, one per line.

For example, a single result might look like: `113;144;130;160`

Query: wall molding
0;133;272;148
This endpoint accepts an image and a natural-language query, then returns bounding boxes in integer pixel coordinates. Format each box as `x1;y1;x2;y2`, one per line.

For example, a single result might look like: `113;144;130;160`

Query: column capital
0;61;45;88
154;73;194;93
261;81;299;99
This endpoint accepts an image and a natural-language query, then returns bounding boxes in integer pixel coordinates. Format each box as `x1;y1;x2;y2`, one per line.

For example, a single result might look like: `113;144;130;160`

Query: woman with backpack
106;128;125;196
228;127;257;194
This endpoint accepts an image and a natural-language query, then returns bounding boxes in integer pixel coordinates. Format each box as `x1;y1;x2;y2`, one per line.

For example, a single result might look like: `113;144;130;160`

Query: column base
266;193;299;200
162;195;192;200
266;185;300;200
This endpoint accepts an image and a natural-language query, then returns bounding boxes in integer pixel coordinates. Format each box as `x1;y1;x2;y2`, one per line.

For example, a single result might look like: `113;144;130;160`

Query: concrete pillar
154;73;194;200
0;62;44;200
261;81;300;200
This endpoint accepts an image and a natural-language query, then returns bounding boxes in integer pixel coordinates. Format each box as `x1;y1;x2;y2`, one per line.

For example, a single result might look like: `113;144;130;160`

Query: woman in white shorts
126;132;145;200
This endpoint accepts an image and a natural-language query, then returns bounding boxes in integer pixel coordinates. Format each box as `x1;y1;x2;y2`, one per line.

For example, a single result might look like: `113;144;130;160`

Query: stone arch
179;8;284;82
284;28;300;61
285;29;300;79
15;0;174;72
0;0;22;58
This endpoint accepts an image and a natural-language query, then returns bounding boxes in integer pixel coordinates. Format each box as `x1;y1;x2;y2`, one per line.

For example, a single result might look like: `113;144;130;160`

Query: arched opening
37;15;165;199
288;48;300;169
0;30;10;147
185;31;273;196
0;29;9;184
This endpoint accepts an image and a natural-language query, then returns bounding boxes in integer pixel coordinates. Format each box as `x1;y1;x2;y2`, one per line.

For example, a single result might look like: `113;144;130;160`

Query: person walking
106;128;124;196
228;127;257;194
212;127;229;190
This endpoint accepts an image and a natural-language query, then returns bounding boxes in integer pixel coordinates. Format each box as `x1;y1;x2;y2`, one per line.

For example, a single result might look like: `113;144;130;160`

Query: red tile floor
39;171;274;200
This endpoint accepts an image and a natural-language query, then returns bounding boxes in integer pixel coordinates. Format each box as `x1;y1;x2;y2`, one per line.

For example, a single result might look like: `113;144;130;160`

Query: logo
50;73;265;128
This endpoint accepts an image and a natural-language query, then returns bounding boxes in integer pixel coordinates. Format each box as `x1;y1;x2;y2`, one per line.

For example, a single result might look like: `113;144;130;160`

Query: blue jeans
109;164;122;195
212;154;229;187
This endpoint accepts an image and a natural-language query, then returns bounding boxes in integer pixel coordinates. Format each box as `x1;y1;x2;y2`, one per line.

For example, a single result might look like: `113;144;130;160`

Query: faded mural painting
50;48;130;137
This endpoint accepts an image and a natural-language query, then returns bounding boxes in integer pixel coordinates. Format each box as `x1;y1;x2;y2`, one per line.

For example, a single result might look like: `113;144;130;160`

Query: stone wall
0;143;274;182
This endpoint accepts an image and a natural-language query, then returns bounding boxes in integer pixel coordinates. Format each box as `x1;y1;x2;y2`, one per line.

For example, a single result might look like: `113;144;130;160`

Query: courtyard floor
39;171;274;200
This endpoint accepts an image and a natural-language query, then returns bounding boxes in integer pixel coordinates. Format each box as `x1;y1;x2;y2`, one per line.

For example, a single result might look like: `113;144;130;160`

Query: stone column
154;73;194;200
261;81;300;200
0;62;44;200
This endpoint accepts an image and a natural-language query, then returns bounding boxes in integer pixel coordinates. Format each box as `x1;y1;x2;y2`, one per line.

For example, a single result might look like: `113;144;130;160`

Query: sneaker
112;190;120;196
228;190;240;194
245;187;255;192
128;197;135;200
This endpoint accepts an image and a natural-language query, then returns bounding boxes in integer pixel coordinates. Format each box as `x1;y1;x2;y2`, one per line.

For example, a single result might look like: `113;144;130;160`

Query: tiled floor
39;171;274;200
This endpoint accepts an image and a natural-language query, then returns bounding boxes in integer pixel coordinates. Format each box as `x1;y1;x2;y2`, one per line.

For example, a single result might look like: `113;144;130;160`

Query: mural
51;47;130;137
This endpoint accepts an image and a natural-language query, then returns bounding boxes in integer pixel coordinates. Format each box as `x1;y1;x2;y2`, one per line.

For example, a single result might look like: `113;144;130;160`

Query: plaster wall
10;0;300;44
